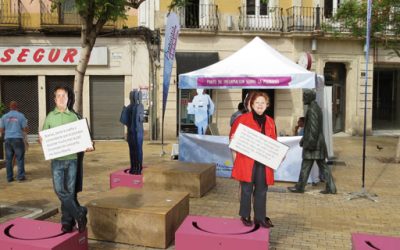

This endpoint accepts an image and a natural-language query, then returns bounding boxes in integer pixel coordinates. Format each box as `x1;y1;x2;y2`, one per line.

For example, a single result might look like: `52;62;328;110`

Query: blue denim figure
51;160;83;226
5;138;25;181
120;90;144;175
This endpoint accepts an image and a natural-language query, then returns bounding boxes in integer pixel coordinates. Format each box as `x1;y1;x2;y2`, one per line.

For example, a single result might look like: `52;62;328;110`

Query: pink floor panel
352;233;400;250
175;215;269;250
110;168;143;189
0;217;88;250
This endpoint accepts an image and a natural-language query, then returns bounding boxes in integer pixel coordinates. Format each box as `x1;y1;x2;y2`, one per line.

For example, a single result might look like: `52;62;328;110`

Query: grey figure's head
130;90;142;104
129;91;135;104
303;89;316;105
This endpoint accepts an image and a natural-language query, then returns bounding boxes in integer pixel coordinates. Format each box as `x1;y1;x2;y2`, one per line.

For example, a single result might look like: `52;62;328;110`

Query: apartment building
1;0;398;141
138;0;400;139
0;0;155;140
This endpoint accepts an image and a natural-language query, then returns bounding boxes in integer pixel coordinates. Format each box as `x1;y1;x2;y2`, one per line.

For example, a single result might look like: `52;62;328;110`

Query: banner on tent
179;133;233;177
179;133;316;182
198;76;291;88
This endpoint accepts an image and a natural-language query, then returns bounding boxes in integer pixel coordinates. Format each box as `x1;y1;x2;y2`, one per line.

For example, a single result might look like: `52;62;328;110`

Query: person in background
0;101;28;182
294;117;305;136
230;91;276;228
230;102;246;126
41;86;92;233
288;89;336;194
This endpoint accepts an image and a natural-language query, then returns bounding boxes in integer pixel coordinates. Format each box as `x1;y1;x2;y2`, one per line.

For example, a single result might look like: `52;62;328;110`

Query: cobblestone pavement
1;135;399;249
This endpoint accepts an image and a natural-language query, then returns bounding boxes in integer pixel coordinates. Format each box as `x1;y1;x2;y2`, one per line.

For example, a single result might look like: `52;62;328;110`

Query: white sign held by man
229;123;289;170
40;119;92;160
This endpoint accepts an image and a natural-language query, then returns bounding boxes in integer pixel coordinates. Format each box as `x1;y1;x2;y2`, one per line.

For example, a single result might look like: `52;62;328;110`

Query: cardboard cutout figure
120;90;144;175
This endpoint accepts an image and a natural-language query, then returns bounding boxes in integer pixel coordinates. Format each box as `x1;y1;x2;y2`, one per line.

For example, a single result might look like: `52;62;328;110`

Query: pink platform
0;218;88;250
110;168;143;189
352;233;400;250
175;215;269;250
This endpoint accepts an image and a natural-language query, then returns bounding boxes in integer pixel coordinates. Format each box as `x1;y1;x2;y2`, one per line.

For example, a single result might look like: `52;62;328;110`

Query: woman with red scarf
230;91;277;228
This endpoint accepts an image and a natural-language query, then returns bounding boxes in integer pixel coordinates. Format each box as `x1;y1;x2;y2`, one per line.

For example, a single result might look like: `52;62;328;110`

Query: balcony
176;3;218;31
239;5;284;32
286;6;323;32
286;5;400;36
0;0;20;28
40;0;121;31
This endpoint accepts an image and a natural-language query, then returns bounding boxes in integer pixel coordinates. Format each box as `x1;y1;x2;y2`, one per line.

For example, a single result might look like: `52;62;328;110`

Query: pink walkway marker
110;168;143;189
352;233;400;250
0;217;88;250
175;215;269;250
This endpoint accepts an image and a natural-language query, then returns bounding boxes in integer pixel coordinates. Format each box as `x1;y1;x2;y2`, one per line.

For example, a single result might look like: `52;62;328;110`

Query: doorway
176;52;219;135
373;69;400;130
324;62;346;133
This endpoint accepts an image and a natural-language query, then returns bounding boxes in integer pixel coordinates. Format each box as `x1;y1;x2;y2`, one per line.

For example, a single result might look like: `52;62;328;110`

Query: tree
48;0;146;114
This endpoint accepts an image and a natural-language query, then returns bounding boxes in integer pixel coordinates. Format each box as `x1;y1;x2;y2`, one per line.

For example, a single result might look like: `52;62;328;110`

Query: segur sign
0;47;108;66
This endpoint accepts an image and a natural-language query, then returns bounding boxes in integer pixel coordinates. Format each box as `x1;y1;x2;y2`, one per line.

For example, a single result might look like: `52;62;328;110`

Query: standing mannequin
192;89;214;135
121;90;144;175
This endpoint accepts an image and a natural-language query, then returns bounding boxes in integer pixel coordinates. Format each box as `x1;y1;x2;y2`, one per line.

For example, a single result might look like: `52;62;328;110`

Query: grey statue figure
120;90;144;175
288;89;337;194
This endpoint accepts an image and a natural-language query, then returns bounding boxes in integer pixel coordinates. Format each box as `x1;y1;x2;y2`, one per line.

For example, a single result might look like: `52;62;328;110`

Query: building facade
0;0;155;140
148;0;400;139
1;0;398;141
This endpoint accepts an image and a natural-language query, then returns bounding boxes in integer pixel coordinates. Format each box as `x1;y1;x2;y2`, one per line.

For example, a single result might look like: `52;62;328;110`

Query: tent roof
178;37;315;89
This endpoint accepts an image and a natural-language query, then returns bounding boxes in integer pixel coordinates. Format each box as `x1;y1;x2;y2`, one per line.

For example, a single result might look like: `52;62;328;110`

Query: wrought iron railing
286;5;400;35
0;0;20;26
40;0;80;26
385;6;400;36
40;0;120;28
239;5;283;32
177;3;219;30
286;6;323;32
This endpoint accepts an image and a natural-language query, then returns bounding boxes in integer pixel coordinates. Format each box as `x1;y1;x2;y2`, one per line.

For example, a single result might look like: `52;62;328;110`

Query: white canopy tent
176;37;335;181
179;36;316;89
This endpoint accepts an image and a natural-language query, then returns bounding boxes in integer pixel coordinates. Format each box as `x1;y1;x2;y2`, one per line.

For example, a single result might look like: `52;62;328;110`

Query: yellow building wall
160;1;172;11
302;0;313;7
216;0;242;13
280;0;293;10
17;0;138;29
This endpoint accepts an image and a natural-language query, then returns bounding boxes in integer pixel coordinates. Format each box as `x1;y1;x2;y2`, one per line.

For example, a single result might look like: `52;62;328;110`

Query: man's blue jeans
51;159;81;226
5;138;25;181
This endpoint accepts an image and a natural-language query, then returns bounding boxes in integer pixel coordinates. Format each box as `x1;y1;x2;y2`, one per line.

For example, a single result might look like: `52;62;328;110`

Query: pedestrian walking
0;101;28;182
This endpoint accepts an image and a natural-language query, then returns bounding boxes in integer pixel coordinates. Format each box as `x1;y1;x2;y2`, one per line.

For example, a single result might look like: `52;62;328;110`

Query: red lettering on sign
0;48;15;62
17;48;30;62
33;48;45;62
49;49;61;62
63;48;78;63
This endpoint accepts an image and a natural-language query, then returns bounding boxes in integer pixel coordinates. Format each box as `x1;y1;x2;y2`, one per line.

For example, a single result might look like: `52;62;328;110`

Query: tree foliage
333;0;400;37
332;0;400;55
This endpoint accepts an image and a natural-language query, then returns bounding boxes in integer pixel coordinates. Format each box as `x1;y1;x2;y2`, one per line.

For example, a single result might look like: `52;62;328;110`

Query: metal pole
348;0;377;202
